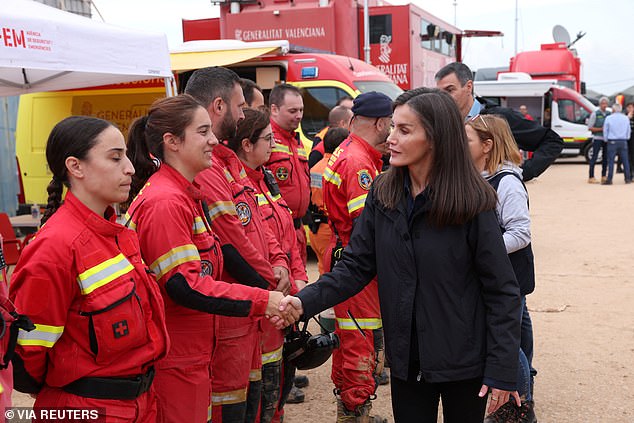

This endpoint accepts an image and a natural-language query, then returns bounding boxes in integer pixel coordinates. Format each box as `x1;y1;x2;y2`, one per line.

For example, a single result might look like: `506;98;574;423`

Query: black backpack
487;171;535;295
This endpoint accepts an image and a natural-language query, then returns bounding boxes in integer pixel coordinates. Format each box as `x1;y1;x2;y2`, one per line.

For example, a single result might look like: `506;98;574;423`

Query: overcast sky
94;0;634;95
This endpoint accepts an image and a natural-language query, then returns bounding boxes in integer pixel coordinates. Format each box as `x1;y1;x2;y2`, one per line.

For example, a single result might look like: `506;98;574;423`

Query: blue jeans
606;140;631;182
588;139;607;178
517;297;533;400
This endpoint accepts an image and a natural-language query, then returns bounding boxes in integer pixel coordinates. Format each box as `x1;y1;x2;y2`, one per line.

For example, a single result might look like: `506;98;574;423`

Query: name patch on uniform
200;260;214;277
358;170;373;190
112;320;129;339
235;202;252;226
275;167;289;181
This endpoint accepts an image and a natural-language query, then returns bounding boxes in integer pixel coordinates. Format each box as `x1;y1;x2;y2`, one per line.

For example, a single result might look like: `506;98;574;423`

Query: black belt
293;218;302;230
63;366;155;400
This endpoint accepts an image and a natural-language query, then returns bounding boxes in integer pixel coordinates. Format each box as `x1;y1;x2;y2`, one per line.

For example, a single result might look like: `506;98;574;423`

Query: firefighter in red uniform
184;68;292;423
309;127;350;275
266;84;311;265
227;108;309;423
9;116;169;422
322;92;393;422
126;96;293;423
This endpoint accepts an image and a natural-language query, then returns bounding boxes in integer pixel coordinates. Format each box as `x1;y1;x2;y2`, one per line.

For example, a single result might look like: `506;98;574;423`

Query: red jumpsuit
266;119;311;265
309;153;333;275
245;165;306;423
0;241;13;410
127;164;270;423
10;191;169;422
322;134;384;412
196;145;289;423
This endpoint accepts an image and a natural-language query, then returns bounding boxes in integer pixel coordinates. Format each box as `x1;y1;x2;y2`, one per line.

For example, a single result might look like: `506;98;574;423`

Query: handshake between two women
265;292;305;329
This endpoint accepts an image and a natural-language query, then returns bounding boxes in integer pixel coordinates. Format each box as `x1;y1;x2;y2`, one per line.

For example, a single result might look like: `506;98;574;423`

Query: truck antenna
567;31;586;48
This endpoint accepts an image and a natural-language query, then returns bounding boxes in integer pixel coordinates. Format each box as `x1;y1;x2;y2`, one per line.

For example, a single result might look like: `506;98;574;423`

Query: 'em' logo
113;320;129;338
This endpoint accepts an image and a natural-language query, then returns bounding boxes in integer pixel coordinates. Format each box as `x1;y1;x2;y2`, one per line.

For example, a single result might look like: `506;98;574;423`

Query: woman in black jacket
280;90;522;423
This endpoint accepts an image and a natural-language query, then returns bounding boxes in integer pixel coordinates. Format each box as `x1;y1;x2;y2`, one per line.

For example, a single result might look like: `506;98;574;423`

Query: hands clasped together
265;293;304;329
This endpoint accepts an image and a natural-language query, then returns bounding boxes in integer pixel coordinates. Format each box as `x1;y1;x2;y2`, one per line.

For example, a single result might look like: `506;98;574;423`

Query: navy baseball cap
352;92;393;118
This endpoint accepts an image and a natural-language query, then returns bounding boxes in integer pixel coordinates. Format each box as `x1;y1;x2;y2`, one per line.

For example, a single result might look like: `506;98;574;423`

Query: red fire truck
182;0;463;91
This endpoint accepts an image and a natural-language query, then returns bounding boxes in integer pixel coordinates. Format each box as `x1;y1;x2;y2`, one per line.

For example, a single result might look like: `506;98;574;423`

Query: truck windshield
554;89;595;125
354;81;403;100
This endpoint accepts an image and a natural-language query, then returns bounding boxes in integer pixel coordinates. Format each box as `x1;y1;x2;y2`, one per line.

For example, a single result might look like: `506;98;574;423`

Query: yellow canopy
170;40;290;73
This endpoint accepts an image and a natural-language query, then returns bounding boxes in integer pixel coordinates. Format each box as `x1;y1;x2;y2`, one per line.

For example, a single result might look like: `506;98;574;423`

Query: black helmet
283;320;340;370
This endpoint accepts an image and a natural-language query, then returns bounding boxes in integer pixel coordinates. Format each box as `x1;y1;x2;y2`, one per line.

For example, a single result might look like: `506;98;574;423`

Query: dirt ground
11;158;634;422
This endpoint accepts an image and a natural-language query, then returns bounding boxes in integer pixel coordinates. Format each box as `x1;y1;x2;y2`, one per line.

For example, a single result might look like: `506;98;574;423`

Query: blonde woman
466;114;537;423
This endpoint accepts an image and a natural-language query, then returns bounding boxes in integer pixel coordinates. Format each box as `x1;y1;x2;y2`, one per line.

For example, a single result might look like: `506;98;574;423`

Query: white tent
0;0;173;96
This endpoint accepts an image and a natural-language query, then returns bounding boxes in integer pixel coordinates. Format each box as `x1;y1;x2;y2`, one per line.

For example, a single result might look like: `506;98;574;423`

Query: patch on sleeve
275;166;289;181
357;170;373;190
235;202;252;226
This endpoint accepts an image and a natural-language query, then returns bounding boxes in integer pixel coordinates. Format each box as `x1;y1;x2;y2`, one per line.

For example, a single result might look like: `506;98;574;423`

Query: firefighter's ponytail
127;115;156;201
41;177;63;226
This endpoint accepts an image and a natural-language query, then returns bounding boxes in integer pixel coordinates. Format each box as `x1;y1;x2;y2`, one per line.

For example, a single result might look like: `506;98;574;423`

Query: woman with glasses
226;108;307;423
466;114;537;423
280;89;522;423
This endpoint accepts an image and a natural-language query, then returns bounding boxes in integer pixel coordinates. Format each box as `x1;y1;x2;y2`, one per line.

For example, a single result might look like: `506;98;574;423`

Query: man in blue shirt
602;103;632;185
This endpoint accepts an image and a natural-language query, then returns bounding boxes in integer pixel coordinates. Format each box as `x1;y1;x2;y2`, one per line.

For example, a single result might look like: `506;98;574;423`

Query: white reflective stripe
336;318;382;330
124;212;137;231
77;254;134;295
150;244;200;279
223;168;235;182
239;168;247;179
310;172;323;188
208;201;237;221
297;147;308;158
17;324;64;348
272;144;291;154
347;194;368;214
261;345;284;365
212;388;248;405
192;216;207;234
249;368;262;381
323;167;342;187
256;193;269;206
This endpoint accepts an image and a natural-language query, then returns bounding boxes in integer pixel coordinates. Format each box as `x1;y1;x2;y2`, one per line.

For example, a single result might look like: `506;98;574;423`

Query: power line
590;78;634;87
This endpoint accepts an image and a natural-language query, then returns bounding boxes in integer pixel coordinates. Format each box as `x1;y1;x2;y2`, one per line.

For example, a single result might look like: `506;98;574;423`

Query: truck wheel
583;143;602;163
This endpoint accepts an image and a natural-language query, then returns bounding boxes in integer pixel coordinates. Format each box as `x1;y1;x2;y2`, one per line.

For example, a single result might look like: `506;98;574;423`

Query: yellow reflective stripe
249;368;262;381
192;216;207;234
239;168;247;179
124;212;137;231
272;143;291;154
212;388;248;405
208;201;237;221
256;193;269;207
323;167;342;188
297;147;308;159
77;254;134;295
310;172;323;188
261;345;284;365
347;194;368;214
267;191;281;202
207;404;212;422
336;318;382;330
150;244;200;279
17;324;64;348
223;168;235;182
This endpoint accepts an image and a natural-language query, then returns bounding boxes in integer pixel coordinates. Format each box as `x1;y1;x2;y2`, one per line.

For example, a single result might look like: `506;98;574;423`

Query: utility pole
514;0;519;55
453;1;457;26
363;0;370;63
